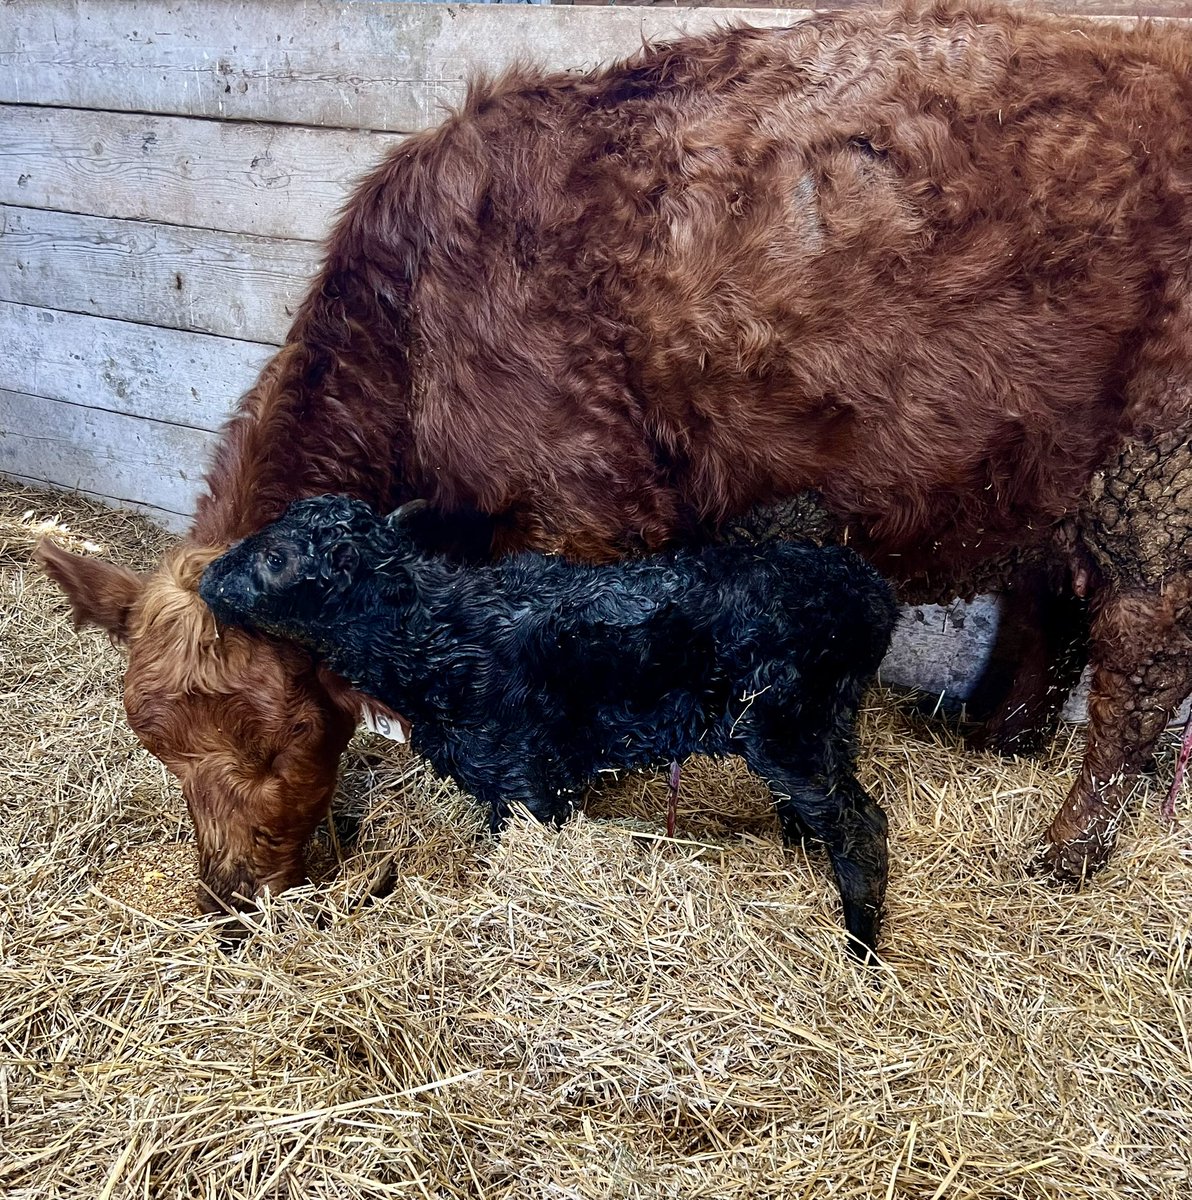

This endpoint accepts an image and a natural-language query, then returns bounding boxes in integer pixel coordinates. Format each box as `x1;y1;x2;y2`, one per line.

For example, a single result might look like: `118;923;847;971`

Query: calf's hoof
846;936;883;966
842;904;882;963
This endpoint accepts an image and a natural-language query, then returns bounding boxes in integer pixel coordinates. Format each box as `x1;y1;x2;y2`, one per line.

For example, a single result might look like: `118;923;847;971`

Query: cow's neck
189;260;414;547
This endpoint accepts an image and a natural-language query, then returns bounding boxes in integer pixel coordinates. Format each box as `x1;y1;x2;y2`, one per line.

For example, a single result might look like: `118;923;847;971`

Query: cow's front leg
1040;575;1192;881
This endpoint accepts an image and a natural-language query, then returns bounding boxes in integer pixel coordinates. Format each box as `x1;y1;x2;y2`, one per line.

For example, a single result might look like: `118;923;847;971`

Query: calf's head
198;495;394;647
36;538;359;912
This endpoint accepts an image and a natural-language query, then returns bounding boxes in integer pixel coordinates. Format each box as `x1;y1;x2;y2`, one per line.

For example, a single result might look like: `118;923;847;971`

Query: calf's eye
265;549;287;573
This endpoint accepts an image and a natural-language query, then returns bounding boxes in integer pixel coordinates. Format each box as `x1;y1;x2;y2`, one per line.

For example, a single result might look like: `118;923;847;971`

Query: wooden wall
2;1;1185;708
0;1;812;529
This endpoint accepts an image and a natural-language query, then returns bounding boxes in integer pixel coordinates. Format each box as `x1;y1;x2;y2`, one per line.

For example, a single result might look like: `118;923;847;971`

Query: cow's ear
35;539;145;643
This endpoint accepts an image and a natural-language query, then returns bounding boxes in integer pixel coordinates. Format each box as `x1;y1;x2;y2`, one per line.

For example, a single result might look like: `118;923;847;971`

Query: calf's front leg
455;744;579;835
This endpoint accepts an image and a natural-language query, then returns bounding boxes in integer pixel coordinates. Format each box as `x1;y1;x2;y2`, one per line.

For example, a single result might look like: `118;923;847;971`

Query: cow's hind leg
1041;430;1192;878
1041;574;1192;881
965;568;1089;755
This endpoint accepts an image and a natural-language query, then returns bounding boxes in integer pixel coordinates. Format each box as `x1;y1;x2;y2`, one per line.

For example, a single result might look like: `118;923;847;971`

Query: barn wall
0;1;809;529
0;1;1182;711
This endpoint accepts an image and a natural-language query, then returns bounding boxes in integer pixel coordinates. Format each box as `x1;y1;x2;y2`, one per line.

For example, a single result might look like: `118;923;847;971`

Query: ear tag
360;704;408;744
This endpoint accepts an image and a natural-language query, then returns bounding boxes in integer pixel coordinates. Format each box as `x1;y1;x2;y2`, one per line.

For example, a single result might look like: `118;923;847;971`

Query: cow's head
36;539;362;912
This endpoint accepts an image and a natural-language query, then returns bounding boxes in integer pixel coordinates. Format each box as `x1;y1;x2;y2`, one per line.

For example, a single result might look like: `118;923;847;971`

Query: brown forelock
129;545;234;694
125;544;355;750
122;546;356;904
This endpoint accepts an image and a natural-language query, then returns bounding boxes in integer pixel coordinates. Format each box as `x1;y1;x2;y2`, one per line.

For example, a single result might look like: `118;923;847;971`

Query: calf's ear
35;539;145;643
386;498;429;524
329;541;360;576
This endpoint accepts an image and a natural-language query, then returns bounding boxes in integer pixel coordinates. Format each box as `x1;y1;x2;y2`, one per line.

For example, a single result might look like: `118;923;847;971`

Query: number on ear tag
360;704;407;744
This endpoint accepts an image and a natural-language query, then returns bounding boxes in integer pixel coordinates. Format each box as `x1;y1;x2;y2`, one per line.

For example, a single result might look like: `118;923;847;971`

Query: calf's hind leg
743;745;889;956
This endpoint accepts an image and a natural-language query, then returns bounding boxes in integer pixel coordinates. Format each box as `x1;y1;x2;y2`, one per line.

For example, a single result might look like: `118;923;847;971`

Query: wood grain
0;206;318;343
0;105;401;241
2;468;187;531
565;0;1192;15
0;301;272;431
0;388;215;527
0;2;810;132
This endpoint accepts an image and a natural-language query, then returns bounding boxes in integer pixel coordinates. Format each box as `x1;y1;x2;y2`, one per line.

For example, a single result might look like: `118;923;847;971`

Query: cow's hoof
966;714;1052;759
1029;827;1116;886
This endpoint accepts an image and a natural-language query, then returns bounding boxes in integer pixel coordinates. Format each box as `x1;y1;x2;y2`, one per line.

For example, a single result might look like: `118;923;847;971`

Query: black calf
200;496;898;955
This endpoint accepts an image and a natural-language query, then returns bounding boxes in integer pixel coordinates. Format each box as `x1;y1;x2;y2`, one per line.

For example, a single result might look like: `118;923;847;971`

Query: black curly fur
200;495;899;954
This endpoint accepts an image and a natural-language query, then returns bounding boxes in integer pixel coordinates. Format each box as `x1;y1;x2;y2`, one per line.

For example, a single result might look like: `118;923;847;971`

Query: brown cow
37;1;1192;910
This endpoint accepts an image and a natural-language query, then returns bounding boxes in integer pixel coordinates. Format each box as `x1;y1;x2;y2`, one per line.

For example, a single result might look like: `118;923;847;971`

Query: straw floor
2;481;1190;1199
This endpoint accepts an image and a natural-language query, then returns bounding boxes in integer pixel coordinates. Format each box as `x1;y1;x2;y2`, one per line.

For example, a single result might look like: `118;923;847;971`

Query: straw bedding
2;481;1189;1199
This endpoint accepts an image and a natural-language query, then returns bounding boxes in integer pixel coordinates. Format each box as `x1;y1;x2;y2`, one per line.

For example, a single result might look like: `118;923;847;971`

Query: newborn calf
200;496;898;954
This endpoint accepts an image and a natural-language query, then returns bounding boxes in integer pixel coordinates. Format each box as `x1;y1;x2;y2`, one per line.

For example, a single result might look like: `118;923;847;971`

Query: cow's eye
265;549;287;574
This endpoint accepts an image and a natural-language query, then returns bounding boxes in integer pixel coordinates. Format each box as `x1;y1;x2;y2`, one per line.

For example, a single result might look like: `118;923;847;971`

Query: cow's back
285;3;1192;581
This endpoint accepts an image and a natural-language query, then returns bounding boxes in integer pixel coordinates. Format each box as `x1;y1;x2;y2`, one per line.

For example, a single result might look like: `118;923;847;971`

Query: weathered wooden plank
880;599;998;703
0;302;272;432
7;4;1179;138
0;2;809;132
567;0;1192;16
0;106;402;241
0;388;215;526
0;206;319;343
1;468;188;532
